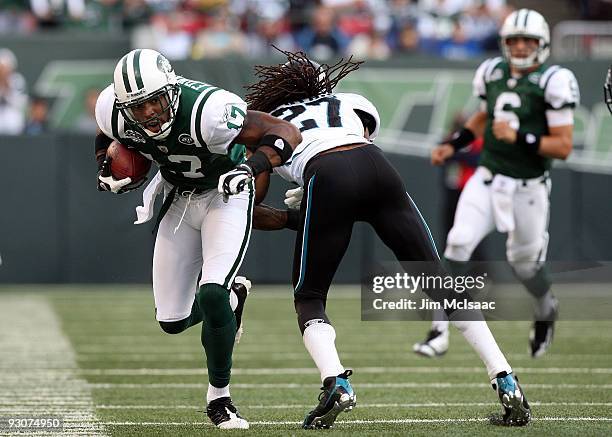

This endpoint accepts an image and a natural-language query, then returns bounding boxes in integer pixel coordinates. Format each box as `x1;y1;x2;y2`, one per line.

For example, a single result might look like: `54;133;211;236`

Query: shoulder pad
190;88;247;154
473;57;504;99
541;66;580;110
336;92;381;140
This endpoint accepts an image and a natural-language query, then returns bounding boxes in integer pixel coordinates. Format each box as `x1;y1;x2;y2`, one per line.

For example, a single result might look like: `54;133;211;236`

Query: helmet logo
157;55;173;74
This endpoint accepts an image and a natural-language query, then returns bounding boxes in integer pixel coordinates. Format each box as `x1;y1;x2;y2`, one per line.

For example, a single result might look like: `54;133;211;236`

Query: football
106;140;152;182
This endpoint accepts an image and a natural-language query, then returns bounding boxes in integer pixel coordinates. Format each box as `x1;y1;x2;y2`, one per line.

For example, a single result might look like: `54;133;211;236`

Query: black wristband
285;208;300;231
95;133;113;169
244;150;273;176
258;134;293;164
516;131;541;153
448;127;476;151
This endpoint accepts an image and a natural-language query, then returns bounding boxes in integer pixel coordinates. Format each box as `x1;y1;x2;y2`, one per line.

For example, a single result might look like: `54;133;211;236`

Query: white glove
284;187;303;209
97;157;133;194
218;164;253;199
98;174;133;193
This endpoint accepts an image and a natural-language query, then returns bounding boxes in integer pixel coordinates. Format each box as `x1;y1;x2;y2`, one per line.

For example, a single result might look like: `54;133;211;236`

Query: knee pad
445;225;475;262
295;299;330;334
159;318;190;334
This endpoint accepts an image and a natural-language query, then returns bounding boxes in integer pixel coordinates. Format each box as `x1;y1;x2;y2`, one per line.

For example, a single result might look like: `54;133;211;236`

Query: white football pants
444;166;550;279
153;185;254;322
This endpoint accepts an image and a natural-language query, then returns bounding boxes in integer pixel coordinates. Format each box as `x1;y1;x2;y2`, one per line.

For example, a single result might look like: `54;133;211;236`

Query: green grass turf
2;284;612;436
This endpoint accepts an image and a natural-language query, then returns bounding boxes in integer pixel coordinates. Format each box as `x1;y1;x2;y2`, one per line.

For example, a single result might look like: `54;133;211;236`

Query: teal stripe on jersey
295;175;316;293
223;181;255;289
193;87;220;148
121;55;132;93
406;192;439;260
133;49;144;90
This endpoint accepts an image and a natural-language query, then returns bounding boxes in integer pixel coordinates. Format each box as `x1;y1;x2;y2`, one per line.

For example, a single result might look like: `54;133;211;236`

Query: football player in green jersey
414;9;579;359
94;49;301;429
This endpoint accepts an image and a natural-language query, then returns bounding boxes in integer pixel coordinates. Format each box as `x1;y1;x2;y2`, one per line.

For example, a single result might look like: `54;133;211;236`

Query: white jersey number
494;92;521;131
271;96;342;132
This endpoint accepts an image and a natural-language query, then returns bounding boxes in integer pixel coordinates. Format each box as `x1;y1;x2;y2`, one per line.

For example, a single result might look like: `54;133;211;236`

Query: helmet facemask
116;83;180;140
501;35;549;70
605;66;612;115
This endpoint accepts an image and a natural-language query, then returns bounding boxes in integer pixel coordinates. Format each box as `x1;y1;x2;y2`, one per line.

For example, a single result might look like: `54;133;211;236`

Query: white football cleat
413;329;449;357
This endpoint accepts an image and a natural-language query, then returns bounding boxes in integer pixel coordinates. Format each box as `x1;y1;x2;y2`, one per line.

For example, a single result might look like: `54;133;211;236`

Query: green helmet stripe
514;9;520;27
133;49;144;90
523;10;530;28
121;55;132;93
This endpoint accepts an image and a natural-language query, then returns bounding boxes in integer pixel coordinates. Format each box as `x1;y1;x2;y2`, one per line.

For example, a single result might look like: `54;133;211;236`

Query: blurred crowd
0;0;518;62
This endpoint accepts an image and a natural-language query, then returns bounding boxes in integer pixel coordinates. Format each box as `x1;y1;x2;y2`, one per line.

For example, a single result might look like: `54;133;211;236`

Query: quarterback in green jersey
94;49;301;429
415;9;579;361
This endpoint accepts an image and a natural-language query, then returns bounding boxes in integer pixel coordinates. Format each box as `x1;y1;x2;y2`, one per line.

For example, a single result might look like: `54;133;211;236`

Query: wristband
244;150;272;176
285;208;300;231
448;127;475;150
258;134;293;163
516;131;541;153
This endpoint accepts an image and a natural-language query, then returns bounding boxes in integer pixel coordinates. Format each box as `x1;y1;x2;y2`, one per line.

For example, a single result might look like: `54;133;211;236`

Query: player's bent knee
159;319;190;335
507;243;544;279
198;283;230;310
509;261;541;280
444;225;475;262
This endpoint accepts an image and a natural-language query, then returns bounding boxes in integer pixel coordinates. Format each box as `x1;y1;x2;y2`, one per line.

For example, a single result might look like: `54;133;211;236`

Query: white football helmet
113;49;180;140
500;9;550;69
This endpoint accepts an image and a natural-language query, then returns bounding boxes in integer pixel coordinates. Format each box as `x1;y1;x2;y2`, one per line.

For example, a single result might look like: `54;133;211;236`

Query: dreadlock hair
245;48;363;113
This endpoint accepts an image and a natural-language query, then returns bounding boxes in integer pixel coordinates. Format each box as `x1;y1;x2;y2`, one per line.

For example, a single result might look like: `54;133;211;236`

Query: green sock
197;283;237;388
519;266;551;298
444;258;470;276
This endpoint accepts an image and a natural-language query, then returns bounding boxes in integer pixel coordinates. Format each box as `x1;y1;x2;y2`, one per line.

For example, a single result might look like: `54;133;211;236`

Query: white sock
431;308;449;332
207;383;230;404
303;322;344;382
452;319;512;380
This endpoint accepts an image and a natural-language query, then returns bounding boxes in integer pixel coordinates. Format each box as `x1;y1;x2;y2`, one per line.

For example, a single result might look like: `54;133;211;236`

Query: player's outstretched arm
253;204;299;231
235;110;302;169
218;111;301;198
432;111;487;166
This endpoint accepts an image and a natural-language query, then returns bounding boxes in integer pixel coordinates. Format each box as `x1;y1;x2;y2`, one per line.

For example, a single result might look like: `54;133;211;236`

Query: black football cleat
206;396;249;429
490;372;531;426
530;297;558;358
303;369;356;429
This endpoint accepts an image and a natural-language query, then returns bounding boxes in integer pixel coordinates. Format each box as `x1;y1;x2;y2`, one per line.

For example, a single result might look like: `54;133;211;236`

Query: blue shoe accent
302;369;357;429
491;372;531;427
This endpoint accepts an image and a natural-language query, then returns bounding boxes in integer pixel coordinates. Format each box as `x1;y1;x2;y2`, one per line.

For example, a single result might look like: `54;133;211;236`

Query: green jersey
474;57;579;179
96;77;247;190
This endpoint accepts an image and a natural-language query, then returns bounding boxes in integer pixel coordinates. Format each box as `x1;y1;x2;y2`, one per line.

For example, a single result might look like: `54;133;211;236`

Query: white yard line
98;417;612;426
0;295;107;436
2;401;612;413
22;366;608;376
47;382;612;389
